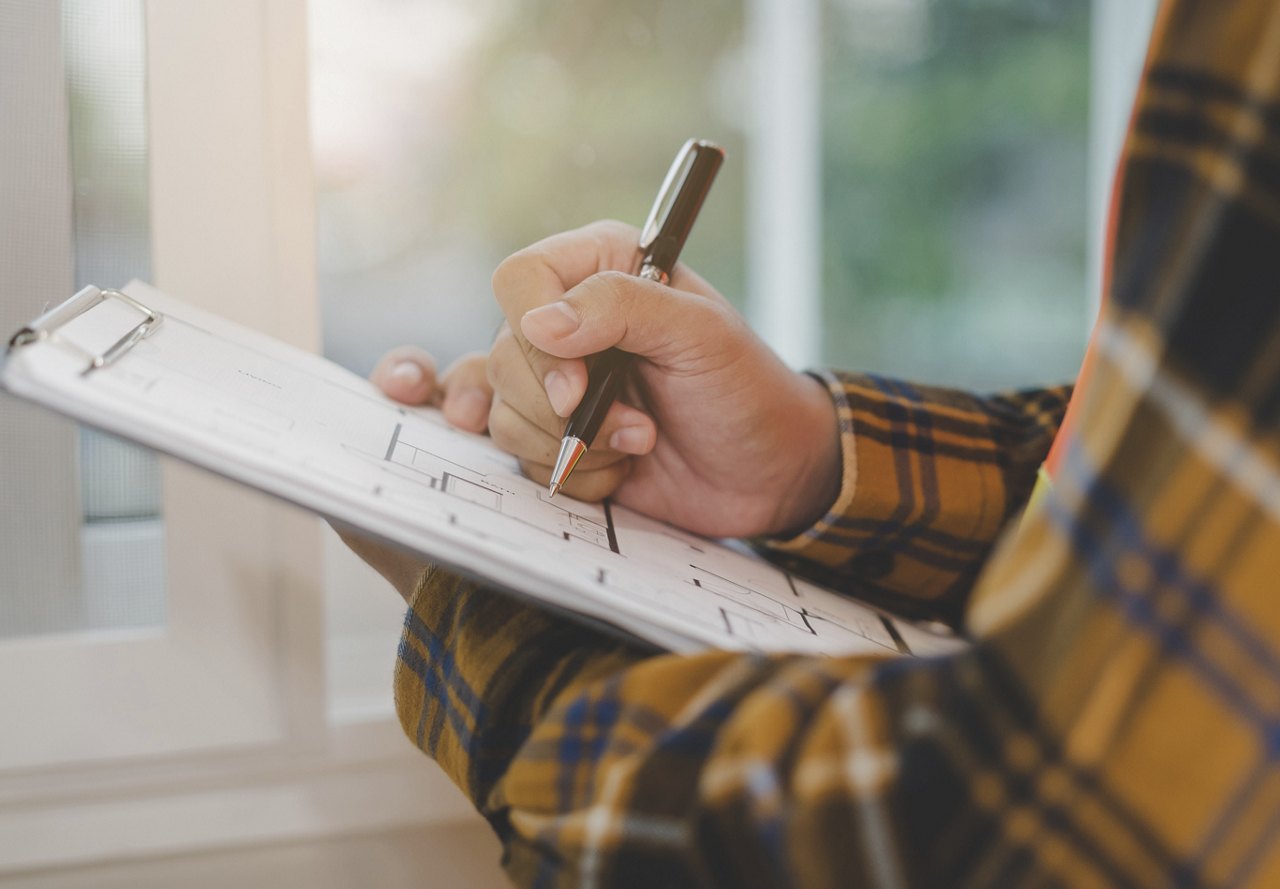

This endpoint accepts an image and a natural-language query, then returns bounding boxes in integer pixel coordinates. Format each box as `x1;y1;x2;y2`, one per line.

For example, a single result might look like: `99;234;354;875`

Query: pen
548;138;725;497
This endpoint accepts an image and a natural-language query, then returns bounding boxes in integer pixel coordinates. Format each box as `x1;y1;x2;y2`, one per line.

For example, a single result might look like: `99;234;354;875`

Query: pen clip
636;139;724;280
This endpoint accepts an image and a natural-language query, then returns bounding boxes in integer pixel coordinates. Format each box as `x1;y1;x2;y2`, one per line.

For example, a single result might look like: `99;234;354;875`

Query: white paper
1;283;963;657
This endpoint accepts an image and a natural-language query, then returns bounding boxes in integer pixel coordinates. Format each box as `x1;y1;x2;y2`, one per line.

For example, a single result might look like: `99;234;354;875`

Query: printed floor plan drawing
688;566;903;653
372;420;619;553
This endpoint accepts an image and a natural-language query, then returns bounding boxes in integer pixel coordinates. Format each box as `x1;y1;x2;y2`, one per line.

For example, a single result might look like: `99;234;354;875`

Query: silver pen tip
549;436;587;497
548;481;561;498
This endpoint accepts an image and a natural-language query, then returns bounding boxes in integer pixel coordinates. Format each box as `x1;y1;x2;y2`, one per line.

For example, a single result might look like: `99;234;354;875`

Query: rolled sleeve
765;371;1071;622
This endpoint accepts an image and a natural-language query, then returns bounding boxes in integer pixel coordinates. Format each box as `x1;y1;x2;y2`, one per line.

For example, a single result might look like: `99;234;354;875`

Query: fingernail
544;370;574;416
451;388;490;429
523;302;580;340
389;361;424;386
609;425;651;454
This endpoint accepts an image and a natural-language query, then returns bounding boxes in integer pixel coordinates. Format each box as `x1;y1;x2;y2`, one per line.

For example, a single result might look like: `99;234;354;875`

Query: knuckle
592;269;631;294
491;326;518;354
491;253;527;295
485;333;523;393
699;295;733;328
456;349;489;370
589;219;639;243
577;447;628;473
519;458;552;486
489;398;557;461
562;464;627;503
581;270;629;314
444;350;491;388
466;355;493;388
486;400;523;453
493;312;547;370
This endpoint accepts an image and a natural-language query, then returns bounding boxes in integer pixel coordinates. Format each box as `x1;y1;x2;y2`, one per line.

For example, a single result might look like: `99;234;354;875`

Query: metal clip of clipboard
7;287;162;376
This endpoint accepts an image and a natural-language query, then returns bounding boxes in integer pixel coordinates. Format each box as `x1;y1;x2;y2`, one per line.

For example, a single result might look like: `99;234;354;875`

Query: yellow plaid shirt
395;3;1280;885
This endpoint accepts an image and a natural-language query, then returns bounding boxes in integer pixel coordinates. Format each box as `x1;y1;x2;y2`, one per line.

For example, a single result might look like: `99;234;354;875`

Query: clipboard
2;282;962;658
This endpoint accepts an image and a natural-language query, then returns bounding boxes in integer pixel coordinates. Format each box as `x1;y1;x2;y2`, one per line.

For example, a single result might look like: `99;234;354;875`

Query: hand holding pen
548;138;725;495
462;144;843;538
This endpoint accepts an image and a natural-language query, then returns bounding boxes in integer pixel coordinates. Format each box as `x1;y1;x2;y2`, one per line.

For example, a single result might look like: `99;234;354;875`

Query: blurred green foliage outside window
822;0;1089;387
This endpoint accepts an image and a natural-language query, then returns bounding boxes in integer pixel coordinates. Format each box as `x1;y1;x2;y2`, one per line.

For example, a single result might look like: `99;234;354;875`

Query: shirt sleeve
762;370;1071;625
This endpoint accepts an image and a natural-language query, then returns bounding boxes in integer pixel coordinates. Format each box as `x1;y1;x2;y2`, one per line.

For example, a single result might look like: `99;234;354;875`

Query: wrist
332;522;429;603
771;372;843;536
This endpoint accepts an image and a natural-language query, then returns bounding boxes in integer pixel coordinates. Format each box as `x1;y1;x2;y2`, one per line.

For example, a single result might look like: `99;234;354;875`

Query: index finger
489;221;643;419
490;219;642;331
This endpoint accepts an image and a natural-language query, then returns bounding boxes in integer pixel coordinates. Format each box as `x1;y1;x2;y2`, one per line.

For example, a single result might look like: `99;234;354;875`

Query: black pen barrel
564;348;631;447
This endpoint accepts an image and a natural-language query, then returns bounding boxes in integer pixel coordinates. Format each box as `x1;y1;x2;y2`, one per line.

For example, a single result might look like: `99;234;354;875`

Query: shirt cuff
764;369;860;559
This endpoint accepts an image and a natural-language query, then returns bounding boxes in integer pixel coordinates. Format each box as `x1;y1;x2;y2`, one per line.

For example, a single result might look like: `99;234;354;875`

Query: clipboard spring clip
8;287;163;376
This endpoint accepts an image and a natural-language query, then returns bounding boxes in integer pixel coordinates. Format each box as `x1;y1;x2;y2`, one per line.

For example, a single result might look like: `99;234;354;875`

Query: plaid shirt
395;3;1280;885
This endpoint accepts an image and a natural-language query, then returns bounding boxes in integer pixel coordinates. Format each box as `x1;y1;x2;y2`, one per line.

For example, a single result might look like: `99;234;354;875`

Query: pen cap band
637;139;724;273
637;263;668;285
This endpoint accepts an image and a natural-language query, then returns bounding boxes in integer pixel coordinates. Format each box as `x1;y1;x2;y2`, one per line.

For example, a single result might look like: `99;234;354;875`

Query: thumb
519;271;729;364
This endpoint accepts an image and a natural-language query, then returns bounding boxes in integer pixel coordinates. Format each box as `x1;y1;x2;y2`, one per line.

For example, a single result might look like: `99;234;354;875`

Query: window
0;0;163;642
1;3;474;874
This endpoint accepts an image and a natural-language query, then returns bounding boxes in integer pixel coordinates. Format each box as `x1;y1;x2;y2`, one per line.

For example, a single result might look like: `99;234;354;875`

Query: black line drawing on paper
365;424;620;553
441;472;502;511
690;566;813;632
384;423;402;460
795;608;900;653
689;565;900;653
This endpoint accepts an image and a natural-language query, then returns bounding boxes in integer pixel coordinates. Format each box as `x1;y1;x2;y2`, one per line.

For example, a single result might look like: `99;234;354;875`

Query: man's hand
364;220;841;540
370;344;493;435
337;346;493;601
484;220;841;539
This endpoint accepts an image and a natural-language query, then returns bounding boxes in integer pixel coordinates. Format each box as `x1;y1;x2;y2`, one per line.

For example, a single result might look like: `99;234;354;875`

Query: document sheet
1;283;959;656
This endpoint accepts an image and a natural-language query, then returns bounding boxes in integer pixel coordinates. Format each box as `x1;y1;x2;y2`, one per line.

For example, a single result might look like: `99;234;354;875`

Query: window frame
0;0;473;872
0;0;308;773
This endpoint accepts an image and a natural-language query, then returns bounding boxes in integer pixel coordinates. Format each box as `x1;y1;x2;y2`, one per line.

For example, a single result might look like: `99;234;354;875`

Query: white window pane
0;0;163;639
